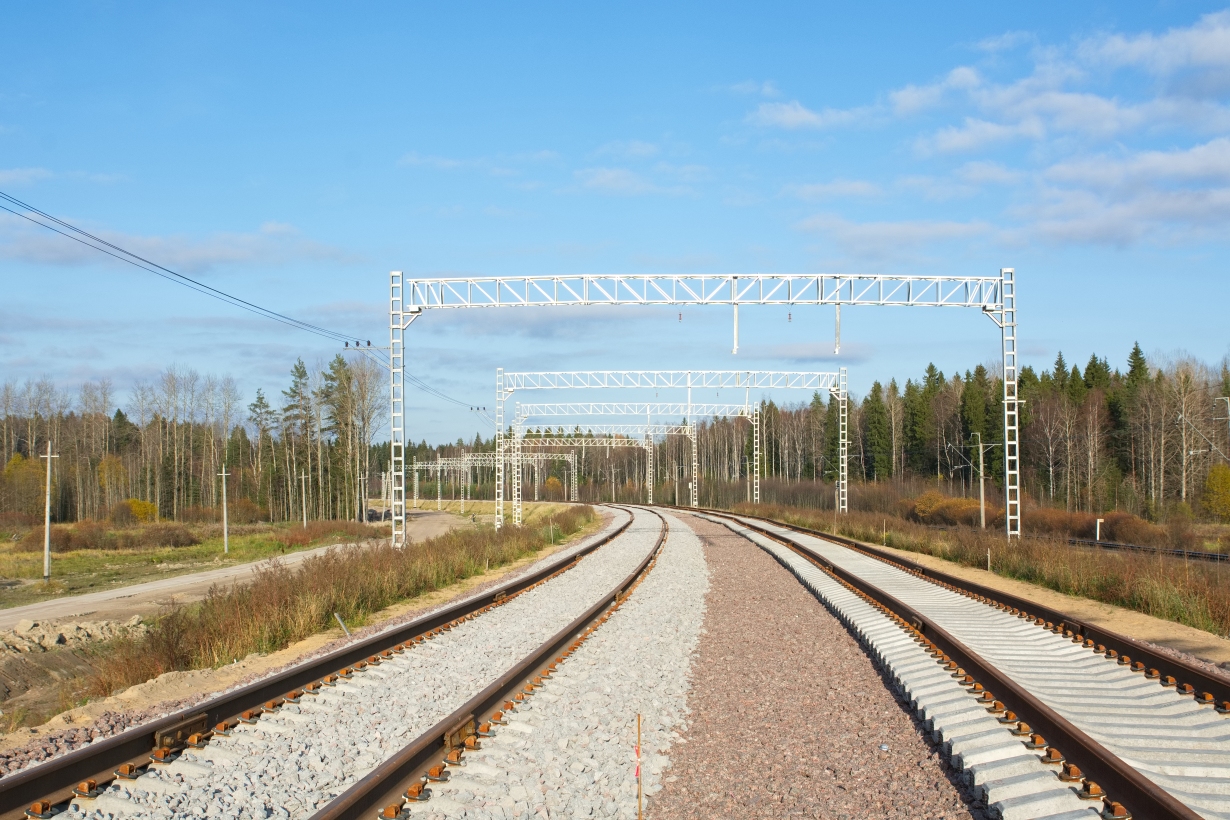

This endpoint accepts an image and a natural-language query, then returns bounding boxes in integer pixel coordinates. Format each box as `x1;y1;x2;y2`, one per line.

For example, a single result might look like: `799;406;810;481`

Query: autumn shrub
109;499;157;524
89;505;597;694
179;506;220;524
16;526;73;553
227;498;266;525
138;524;200;548
69;520;116;550
274;520;384;549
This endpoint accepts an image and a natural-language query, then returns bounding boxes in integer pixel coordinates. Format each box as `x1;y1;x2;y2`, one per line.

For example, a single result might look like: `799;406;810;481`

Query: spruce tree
1052;352;1069;389
1067;365;1087;406
862;382;892;481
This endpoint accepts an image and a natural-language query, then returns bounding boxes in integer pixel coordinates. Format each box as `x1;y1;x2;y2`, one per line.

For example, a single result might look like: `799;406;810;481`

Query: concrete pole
40;441;57;583
301;471;308;528
975;432;985;530
218;463;230;555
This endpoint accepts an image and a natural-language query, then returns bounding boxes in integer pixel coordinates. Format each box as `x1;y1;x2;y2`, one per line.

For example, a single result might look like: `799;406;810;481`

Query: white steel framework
391;271;1018;543
497;368;845;526
413;451;579;506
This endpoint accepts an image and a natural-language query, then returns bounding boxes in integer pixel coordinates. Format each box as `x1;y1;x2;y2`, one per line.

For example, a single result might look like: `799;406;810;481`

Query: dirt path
0;511;460;630
648;515;980;820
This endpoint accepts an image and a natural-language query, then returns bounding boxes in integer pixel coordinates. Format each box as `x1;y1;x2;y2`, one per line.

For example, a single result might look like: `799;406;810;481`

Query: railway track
686;507;1230;820
0;506;669;820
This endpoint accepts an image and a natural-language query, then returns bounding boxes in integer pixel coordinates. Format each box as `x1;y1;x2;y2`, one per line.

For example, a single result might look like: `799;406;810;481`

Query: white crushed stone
417;510;708;820
62;510;662;820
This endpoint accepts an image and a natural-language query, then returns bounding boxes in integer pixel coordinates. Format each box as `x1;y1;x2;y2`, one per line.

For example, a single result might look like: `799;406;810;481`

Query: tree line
2;343;1228;524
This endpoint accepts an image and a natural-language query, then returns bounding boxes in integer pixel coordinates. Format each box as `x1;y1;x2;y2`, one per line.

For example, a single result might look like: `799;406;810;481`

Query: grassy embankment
85;504;596;697
737;502;1230;639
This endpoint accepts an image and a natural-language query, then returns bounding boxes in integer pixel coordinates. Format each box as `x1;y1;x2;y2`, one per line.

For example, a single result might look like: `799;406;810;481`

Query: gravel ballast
61;509;661;820
416;510;708;819
648;513;982;820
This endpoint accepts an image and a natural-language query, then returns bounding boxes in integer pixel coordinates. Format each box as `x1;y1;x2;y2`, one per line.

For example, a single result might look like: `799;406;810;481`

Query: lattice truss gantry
390;271;1018;544
411;451;578;510
496;369;846;526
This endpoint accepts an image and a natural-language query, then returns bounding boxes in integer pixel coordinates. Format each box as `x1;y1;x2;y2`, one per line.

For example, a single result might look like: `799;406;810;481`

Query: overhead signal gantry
391;271;1018;544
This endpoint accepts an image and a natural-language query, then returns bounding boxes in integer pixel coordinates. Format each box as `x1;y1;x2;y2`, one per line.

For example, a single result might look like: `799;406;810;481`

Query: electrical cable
0;190;480;409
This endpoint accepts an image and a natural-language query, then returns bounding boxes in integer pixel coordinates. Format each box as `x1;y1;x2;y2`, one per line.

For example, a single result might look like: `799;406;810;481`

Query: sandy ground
0;510;608;755
0;511;460;630
866;538;1230;667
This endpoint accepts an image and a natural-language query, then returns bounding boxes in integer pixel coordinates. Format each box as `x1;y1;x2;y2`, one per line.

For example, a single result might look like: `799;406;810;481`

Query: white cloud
730;80;781;97
921;117;1046;153
1045;137;1230;190
595;140;659;159
976;31;1036;53
0;215;355;273
0;168;53;185
573;167;660;195
785;179;881;200
797;213;990;257
397;151;471;169
1081;10;1230;74
955;161;1023;185
889;67;981;116
746;100;866;130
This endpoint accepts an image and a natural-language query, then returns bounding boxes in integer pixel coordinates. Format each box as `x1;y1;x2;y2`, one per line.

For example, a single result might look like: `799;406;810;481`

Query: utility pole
40;441;58;584
301;471;308;528
218;463;230;555
975;432;986;530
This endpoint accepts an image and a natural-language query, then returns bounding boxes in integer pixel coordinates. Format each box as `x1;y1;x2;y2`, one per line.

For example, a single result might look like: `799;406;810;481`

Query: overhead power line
0;189;476;410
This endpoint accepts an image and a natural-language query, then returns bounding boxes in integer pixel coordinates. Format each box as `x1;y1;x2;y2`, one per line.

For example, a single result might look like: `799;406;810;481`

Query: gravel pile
0;510;629;779
649;514;981;820
60;510;659;820
418;510;707;820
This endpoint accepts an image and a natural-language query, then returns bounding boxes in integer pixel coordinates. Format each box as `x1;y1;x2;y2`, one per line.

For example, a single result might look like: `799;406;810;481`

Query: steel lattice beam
502;370;841;392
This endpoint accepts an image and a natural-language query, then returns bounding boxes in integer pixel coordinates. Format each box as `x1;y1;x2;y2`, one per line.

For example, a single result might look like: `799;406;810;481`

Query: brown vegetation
86;505;596;695
739;503;1230;638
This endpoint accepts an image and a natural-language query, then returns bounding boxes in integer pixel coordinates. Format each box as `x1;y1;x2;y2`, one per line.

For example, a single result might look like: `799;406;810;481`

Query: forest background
2;342;1229;545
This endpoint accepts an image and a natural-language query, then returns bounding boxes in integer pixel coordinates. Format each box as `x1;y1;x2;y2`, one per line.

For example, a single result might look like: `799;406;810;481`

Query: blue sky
3;2;1229;442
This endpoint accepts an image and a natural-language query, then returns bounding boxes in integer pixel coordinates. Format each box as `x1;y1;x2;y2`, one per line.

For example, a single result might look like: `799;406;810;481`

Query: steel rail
309;507;668;820
688;507;1207;820
0;508;634;820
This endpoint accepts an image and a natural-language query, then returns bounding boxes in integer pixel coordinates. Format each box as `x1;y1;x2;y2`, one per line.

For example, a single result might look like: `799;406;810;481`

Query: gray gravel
416;510;708;819
61;509;660;820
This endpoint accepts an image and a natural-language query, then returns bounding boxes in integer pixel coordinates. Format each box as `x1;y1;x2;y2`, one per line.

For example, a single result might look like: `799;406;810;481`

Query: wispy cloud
594;140;659;159
730;80;781;97
919;116;1046;153
797;213;991;258
889;67;981;116
0;216;356;273
784;179;881;200
1080;10;1230;75
0;167;54;185
397;151;473;170
574;167;659;195
746;100;867;130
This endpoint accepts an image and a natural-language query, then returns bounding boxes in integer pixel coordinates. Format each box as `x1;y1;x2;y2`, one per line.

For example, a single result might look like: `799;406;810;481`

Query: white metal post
689;425;699;507
1000;268;1020;539
390;272;406;547
570;450;578;501
752;405;761;504
218;463;229;555
512;423;523;525
495;368;505;529
645;436;654;505
838;367;848;514
40;441;57;583
436;456;442;511
412;460;419;509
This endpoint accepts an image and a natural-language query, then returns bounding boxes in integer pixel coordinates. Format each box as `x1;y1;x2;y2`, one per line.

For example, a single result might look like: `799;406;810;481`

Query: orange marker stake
637;713;643;820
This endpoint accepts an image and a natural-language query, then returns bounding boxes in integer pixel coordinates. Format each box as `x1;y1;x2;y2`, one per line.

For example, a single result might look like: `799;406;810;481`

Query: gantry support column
838;367;849;514
752;405;761;505
412;459;419;509
390;273;405;546
999;268;1021;539
512;424;523;525
570;451;578;502
645;437;654;505
688;425;699;507
495;368;505;530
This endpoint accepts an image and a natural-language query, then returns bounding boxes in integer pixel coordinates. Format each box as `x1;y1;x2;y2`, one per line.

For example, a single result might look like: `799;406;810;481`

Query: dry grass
87;505;596;695
736;503;1230;638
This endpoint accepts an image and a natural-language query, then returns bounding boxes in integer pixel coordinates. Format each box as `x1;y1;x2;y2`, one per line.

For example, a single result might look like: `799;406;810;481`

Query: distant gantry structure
389;270;1018;544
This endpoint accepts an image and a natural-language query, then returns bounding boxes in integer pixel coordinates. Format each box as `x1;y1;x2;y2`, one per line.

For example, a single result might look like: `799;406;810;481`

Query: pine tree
862;382;891;481
1067;365;1087;407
